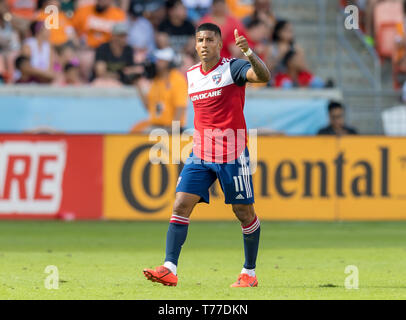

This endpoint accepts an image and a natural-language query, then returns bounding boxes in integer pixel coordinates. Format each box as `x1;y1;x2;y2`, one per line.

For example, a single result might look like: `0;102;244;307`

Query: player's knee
173;200;193;218
232;204;255;224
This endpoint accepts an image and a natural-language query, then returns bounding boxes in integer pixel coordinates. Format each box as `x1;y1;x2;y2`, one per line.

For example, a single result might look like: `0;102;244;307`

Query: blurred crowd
0;0;331;89
347;0;406;92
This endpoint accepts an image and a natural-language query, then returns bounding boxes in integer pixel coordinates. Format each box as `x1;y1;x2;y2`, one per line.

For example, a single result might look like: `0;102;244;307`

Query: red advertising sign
0;135;103;219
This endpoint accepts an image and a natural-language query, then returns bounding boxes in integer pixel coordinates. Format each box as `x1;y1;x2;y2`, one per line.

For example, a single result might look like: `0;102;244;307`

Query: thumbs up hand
234;29;249;53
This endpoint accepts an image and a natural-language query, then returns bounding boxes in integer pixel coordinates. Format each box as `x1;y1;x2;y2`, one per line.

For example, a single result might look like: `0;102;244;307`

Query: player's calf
232;206;261;288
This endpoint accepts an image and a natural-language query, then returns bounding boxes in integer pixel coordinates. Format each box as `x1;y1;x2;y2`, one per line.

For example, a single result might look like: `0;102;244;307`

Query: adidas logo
235;194;245;200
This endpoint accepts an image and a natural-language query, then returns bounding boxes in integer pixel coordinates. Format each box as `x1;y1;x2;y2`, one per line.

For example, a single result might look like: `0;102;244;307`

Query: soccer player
143;23;271;287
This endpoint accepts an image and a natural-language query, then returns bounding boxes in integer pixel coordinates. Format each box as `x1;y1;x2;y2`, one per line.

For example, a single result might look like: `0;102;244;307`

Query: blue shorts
176;147;254;204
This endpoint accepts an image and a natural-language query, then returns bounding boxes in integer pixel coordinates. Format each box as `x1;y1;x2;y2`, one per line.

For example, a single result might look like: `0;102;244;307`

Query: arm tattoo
247;52;270;82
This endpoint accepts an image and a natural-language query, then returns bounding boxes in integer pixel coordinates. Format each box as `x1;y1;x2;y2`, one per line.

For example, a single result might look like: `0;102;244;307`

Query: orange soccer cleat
143;265;178;287
230;273;258;287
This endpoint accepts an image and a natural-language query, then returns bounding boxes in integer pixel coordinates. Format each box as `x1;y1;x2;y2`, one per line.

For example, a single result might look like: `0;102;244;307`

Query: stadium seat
375;0;404;58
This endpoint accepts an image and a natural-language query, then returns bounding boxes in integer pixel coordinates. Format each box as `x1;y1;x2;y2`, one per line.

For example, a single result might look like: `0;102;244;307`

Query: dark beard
95;4;108;13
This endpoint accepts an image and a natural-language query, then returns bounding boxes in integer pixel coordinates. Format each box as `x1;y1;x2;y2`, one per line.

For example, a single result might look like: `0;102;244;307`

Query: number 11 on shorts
233;176;244;192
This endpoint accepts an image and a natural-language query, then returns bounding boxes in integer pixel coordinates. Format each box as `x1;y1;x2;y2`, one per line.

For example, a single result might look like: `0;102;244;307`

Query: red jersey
187;57;251;163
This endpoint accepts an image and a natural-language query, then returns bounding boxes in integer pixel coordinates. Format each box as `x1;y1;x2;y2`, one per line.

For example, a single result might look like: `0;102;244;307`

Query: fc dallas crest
212;73;222;85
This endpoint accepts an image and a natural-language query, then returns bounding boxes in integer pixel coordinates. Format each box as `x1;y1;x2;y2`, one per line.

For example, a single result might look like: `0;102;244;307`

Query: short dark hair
64;62;79;73
328;101;344;113
15;55;29;70
196;23;222;38
166;0;182;10
29;21;44;37
272;19;288;42
128;0;144;17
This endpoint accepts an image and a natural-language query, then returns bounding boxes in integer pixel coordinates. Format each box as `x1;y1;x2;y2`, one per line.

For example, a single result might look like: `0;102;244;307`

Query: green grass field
0;220;405;300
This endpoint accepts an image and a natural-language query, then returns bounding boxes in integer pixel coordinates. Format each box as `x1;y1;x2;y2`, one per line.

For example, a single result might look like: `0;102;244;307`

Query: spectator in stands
59;0;75;18
36;0;76;48
351;0;403;46
269;20;306;74
127;0;156;55
182;0;212;23
7;0;37;20
242;0;277;35
36;0;79;73
0;1;21;83
359;0;386;46
273;50;325;88
56;62;83;86
143;0;166;29
269;19;328;88
0;1;20;53
199;0;249;58
63;62;82;85
14;54;54;83
317;101;358;136
117;0;131;12
132;47;188;133
157;0;195;56
22;21;56;73
92;23;136;85
6;0;37;38
244;19;271;88
246;19;270;61
72;0;126;49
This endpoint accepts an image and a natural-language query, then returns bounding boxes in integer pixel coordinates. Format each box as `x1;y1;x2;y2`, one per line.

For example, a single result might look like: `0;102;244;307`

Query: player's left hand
234;29;249;53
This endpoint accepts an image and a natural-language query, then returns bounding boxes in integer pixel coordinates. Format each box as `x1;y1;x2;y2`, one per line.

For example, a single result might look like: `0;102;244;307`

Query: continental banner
104;136;406;221
0;135;103;219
